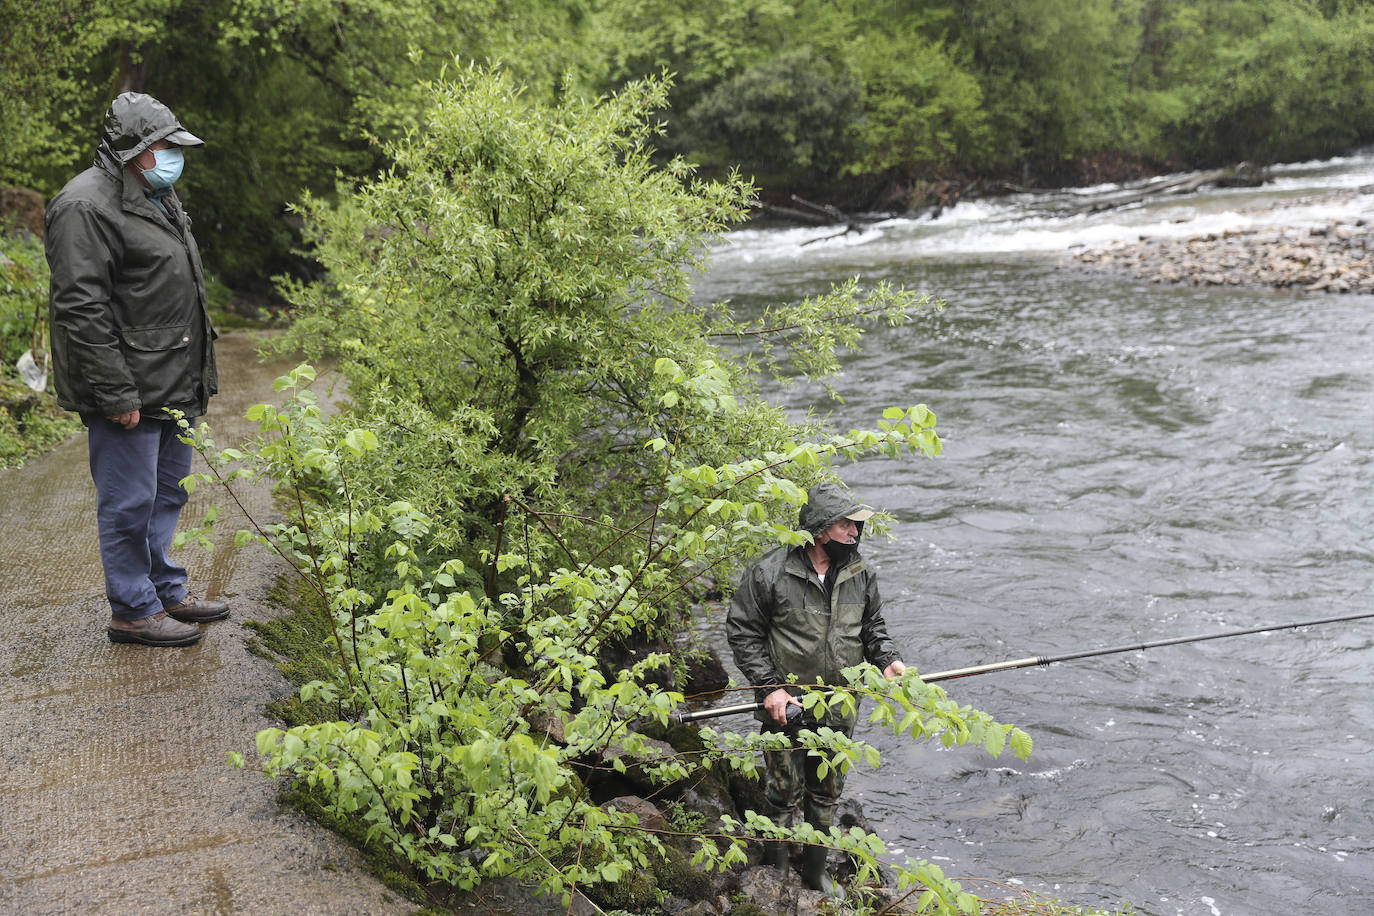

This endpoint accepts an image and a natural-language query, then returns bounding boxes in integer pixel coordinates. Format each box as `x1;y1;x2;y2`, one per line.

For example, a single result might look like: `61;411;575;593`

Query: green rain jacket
726;482;902;727
45;92;217;419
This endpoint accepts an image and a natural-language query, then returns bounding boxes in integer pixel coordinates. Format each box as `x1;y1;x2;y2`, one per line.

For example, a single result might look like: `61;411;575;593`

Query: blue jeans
84;415;193;621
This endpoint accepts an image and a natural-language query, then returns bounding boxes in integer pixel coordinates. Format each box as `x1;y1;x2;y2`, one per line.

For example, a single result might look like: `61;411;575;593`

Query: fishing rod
671;608;1374;725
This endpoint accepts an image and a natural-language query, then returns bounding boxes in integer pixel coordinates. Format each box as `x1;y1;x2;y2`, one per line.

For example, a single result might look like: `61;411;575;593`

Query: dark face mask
821;537;858;566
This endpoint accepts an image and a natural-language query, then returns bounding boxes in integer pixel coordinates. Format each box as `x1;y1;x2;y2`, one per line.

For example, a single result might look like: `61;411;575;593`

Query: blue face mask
141;147;184;189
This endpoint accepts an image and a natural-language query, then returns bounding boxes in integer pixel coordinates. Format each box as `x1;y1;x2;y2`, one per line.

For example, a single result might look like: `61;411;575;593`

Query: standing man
46;92;228;647
727;481;906;892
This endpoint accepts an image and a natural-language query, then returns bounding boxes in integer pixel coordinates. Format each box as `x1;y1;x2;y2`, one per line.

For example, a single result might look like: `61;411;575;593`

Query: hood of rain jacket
798;480;874;538
45;93;216;418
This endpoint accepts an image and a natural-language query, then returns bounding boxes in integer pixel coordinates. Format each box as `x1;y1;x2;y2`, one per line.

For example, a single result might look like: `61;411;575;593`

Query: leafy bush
0;233;79;467
192;68;1031;914
0;233;46;368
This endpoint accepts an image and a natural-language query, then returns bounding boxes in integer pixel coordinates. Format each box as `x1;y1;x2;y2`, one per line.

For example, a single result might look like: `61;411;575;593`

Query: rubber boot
762;837;790;873
761;805;794;874
801;844;840;897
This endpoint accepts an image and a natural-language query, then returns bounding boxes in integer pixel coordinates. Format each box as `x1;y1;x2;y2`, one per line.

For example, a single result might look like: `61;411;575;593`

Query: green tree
188;66;1029;912
843;29;990;177
685;48;862;185
949;0;1142;173
1157;0;1374;163
273;69;756;536
0;0;116;186
4;0;599;291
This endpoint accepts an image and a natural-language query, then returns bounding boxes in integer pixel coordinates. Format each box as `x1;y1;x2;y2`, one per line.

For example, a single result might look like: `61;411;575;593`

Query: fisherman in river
45;92;227;647
726;481;907;892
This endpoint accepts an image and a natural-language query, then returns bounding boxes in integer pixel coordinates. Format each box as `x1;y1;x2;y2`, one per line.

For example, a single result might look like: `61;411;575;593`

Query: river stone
1072;212;1374;294
735;865;831;915
662;895;724;915
599;732;679;794
606;794;669;832
678;766;738;818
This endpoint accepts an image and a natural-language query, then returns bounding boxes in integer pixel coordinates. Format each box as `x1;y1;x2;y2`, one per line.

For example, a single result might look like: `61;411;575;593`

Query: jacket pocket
123;323;193;353
120;323;194;407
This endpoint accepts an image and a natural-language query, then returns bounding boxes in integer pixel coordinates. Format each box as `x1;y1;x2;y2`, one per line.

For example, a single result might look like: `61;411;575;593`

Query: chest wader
759;713;851;894
759;564;857;895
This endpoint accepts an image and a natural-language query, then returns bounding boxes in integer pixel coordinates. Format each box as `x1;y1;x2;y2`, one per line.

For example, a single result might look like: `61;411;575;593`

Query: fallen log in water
1071;164;1268;214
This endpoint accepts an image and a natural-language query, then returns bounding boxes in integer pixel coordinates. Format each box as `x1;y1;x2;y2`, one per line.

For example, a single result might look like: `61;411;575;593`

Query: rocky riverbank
1071;192;1374;293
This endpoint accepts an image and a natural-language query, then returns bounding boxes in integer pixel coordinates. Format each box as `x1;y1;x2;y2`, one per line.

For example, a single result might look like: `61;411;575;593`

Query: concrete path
0;334;415;915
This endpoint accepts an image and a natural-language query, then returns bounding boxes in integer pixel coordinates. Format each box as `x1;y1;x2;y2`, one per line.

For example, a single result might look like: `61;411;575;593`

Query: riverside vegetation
161;69;1124;915
9;1;1374;294
8;1;1374;467
0;235;80;464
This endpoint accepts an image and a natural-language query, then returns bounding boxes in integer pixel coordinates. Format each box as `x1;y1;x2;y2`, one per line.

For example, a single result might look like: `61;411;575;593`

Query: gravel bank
1071;192;1374;293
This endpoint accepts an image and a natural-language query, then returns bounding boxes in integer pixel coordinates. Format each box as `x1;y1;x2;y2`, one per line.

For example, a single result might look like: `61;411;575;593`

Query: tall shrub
198;68;1031;912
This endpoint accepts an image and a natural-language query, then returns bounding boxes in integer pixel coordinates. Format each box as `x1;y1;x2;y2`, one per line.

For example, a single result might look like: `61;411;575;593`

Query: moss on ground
246;574;437;909
244;575;341;727
653;843;713;900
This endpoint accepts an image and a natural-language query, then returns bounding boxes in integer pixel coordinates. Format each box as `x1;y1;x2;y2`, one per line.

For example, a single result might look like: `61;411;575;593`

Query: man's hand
107;409;140;429
763;687;803;725
883;660;906;678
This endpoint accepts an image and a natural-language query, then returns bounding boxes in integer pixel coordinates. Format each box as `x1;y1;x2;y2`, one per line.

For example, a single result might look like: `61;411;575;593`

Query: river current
694;155;1374;915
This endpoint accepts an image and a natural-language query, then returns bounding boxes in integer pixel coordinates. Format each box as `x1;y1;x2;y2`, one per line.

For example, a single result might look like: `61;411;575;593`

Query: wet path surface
0;334;414;915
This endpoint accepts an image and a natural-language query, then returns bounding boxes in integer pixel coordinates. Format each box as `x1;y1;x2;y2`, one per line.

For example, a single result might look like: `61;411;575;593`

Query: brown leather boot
107;611;201;647
164;593;230;623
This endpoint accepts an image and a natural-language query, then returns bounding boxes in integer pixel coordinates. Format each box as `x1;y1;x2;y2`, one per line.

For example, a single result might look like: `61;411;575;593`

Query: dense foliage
179;70;1037;913
5;0;1374;294
598;0;1374;191
0;235;81;465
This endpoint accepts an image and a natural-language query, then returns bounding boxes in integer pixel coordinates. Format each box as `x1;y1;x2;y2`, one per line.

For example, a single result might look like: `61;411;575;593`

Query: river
694;154;1374;915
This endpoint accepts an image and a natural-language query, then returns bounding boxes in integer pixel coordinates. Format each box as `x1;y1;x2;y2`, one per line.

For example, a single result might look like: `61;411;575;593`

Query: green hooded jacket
45;92;217;419
726;482;902;726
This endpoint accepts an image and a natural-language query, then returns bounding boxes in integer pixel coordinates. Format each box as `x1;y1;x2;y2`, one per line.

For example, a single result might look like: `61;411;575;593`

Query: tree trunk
112;40;148;96
1071;165;1268;215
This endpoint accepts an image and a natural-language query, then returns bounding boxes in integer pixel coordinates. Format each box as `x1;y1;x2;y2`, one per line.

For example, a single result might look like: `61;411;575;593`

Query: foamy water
712;151;1374;267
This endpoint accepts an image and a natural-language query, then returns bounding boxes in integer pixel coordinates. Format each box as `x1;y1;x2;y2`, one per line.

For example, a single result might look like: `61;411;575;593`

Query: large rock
452;876;601;915
605;794;669;832
735;865;831;916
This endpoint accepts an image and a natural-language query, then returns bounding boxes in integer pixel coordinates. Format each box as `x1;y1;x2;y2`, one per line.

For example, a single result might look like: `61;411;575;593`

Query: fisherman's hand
883;660;906;678
108;409;140;429
764;688;802;725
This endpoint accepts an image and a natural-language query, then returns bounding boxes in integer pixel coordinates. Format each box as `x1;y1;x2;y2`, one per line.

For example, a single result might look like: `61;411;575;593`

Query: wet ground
0;334;415;915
